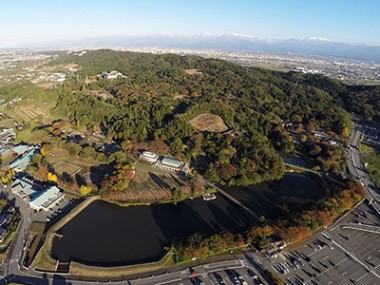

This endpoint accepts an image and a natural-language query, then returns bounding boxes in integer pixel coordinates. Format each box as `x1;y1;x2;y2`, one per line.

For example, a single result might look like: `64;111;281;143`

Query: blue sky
1;0;380;47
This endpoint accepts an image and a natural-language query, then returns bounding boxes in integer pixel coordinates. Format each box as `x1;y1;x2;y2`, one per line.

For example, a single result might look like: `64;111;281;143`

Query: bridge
214;186;258;219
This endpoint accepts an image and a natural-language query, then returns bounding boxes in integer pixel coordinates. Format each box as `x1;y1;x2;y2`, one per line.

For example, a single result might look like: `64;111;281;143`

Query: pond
51;173;324;266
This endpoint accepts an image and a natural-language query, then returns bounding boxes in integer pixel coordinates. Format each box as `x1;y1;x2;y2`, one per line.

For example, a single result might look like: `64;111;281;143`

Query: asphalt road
346;121;380;212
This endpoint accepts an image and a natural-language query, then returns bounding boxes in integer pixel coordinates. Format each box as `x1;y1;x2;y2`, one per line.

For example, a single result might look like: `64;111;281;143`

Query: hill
189;113;228;132
2;49;379;189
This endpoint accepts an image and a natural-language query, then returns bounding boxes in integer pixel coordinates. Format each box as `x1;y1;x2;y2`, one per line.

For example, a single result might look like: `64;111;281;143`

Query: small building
9;147;39;172
11;177;38;199
98;71;126;80
12;176;64;211
29;186;64;211
13;144;29;155
140;151;159;164
0;128;16;143
161;157;184;169
155;157;190;173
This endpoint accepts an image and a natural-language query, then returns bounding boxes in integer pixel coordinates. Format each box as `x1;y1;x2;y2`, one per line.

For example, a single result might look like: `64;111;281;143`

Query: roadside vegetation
0;197;20;263
173;179;365;262
361;144;380;187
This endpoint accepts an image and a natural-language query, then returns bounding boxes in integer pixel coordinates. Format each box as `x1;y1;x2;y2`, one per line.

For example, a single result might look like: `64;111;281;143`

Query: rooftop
161;157;183;168
142;151;158;158
12;177;36;197
13;144;29;155
9;147;38;171
29;186;63;210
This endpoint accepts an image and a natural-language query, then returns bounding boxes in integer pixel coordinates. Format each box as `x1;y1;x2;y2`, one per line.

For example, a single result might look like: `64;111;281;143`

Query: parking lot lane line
331;239;380;280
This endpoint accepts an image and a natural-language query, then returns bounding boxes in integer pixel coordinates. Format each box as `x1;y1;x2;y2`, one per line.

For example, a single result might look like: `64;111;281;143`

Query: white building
29;186;64;211
155;157;190;173
99;71;126;80
11;177;64;212
139;151;159;163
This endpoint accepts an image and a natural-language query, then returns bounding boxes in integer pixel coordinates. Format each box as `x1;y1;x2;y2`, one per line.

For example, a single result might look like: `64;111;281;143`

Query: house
0;128;16;143
140;151;159;164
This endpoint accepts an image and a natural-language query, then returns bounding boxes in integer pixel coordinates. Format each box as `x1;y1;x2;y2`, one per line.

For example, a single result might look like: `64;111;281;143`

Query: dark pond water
51;173;324;266
282;154;307;167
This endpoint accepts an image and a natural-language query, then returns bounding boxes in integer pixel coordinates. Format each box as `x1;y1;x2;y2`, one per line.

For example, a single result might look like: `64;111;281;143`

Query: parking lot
258;200;380;284
165;267;265;285
362;124;380;147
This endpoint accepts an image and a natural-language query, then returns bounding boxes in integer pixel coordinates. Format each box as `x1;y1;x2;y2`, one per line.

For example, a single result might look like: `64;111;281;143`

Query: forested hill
47;50;377;186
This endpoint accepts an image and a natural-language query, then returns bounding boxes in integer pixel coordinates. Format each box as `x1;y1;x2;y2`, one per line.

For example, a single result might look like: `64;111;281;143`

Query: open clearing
104;163;193;203
189;113;228;132
184;69;202;75
53;161;82;176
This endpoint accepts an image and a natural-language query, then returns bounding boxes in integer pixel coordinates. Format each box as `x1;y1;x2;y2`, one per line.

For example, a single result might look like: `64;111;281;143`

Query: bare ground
189;113;228;132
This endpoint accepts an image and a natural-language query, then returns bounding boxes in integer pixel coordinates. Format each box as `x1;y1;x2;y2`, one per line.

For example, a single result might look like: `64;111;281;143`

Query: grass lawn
361;144;380;187
69;251;174;278
126;162;192;201
53;161;81;176
363;152;380;187
46;148;98;173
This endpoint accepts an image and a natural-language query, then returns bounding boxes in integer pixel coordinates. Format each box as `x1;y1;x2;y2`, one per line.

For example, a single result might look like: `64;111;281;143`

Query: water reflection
52;173;324;265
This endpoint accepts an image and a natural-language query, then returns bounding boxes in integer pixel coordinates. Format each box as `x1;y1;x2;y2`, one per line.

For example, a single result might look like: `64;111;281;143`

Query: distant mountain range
24;34;380;62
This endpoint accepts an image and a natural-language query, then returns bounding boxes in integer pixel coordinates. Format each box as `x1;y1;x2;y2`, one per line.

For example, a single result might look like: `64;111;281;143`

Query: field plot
189;113;228;132
6;104;52;125
105;163;193;203
53;161;81;176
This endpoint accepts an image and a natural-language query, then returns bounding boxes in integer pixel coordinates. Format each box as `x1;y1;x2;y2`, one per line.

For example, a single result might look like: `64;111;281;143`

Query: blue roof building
9;147;39;172
13;144;29;155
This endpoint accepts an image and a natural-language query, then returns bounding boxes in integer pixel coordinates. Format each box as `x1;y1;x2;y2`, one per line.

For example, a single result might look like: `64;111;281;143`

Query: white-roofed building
29;186;64;211
139;151;159;164
11;176;65;212
155;156;190;173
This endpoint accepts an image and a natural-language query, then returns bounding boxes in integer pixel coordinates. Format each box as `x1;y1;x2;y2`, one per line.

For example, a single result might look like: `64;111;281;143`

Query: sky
1;0;380;47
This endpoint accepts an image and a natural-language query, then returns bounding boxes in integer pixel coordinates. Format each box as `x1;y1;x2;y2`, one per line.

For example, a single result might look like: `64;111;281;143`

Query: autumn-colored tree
47;172;58;182
280;226;312;243
1;169;15;184
52;128;61;136
80;185;92;195
38;165;49;179
218;163;237;181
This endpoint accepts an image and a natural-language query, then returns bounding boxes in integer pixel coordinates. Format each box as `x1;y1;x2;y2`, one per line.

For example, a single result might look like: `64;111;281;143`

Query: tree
218;163;237;181
80;185;92;195
47;172;58;182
